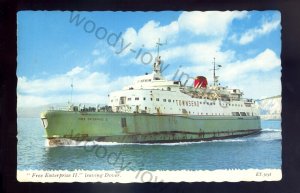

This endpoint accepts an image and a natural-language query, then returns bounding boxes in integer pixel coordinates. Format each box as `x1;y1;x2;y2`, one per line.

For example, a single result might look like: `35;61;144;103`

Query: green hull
41;110;261;145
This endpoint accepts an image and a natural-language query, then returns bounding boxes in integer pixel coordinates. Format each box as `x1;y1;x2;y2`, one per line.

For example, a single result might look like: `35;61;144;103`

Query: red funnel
194;76;207;88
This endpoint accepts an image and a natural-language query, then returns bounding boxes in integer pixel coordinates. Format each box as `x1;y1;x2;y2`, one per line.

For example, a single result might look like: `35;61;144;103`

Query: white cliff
256;95;281;120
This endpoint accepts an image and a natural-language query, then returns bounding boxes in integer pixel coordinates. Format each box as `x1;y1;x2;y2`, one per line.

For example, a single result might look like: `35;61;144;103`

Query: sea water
17;118;281;171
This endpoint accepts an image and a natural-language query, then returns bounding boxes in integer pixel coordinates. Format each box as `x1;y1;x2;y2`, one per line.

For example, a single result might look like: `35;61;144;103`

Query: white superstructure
108;53;259;117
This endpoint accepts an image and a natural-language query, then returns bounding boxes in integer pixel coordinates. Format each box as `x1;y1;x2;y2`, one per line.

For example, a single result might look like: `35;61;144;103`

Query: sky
17;11;281;107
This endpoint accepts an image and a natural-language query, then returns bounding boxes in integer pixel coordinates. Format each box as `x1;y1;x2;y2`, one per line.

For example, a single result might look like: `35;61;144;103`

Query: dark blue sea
17;118;281;171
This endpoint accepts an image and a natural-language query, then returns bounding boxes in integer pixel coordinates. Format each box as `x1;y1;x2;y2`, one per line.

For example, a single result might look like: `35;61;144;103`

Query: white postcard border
17;169;282;183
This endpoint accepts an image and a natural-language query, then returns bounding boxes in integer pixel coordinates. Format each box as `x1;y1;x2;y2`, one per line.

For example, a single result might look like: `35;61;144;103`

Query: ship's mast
156;38;163;57
70;79;73;104
212;57;222;86
213;57;216;86
153;39;163;74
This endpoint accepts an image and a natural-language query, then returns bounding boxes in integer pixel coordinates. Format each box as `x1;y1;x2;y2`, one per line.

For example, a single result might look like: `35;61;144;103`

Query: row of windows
137;79;152;83
229;104;243;107
113;97;244;107
117;104;254;116
123;105;252;116
132;107;253;116
127;97;174;102
232;112;250;116
127;97;149;101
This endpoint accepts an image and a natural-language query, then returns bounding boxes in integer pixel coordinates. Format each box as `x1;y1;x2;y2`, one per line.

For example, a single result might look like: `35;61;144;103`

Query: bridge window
156;98;159;101
127;98;131;101
143;97;146;100
163;99;167;102
168;99;171;102
135;97;139;100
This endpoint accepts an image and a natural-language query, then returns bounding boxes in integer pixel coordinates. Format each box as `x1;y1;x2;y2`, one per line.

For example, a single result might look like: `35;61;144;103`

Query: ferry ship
41;45;261;145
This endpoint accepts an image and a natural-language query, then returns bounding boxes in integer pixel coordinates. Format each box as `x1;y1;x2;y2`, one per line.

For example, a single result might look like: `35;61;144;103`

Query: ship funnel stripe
194;76;207;88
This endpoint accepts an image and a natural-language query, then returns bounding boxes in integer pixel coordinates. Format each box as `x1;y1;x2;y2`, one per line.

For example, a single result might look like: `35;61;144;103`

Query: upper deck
108;55;258;116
